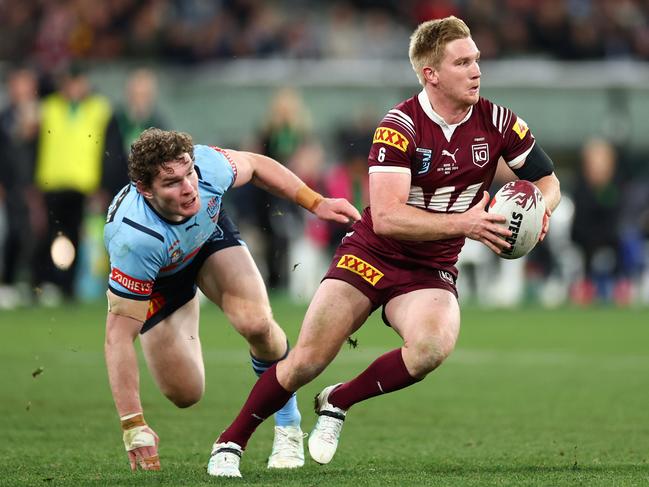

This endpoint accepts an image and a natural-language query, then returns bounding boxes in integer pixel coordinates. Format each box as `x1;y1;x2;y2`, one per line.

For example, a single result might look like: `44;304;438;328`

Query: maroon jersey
351;90;535;276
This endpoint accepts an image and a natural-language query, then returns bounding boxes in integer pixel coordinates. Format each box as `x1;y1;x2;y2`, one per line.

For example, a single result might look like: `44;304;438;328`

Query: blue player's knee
228;309;276;345
165;383;204;408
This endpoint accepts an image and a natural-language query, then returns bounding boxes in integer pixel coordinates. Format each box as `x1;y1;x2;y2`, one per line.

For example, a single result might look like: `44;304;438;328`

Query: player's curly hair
409;16;471;87
128;127;194;186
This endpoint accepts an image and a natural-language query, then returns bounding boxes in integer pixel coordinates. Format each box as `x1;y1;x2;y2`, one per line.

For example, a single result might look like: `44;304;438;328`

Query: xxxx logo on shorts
373;127;409;152
146;293;166;319
336;254;384;286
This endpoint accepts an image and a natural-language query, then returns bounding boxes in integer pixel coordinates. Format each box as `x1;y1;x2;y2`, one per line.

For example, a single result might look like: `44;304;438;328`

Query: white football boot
207;441;243;477
267;425;305;468
308;383;346;464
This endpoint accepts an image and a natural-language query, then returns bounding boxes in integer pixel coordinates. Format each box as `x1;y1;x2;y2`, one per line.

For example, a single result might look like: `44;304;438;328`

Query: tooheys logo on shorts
336;254;384;285
110;268;153;295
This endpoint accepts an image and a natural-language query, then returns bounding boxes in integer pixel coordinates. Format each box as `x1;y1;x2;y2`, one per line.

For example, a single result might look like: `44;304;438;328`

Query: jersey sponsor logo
336;254;384;286
110;268;154;295
439;148;460;175
471;143;490;167
207;196;220;221
416;148;432;175
512;117;529;140
170;248;183;264
167;239;184;264
438;270;455;285
373;127;409;153
185;217;200;231
441;148;459;164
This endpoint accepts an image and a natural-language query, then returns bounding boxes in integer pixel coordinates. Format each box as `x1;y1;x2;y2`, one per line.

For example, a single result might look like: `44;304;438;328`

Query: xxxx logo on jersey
336;254;384;286
373;127;409;152
512;117;529;140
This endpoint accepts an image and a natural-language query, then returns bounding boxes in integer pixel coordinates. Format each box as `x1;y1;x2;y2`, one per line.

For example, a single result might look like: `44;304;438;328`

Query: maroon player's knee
280;353;326;390
406;334;457;377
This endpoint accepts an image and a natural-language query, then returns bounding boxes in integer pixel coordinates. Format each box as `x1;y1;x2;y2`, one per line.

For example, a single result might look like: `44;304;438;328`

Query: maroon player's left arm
532;173;561;214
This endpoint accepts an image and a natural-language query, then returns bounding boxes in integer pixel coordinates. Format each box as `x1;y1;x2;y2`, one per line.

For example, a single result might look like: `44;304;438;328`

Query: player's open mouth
182;196;197;209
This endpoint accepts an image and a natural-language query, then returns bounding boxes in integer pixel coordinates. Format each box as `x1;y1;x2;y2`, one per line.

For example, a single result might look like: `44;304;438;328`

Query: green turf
1;298;648;486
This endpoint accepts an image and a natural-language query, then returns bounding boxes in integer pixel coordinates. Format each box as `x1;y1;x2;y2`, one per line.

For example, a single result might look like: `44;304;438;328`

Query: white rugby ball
488;180;545;259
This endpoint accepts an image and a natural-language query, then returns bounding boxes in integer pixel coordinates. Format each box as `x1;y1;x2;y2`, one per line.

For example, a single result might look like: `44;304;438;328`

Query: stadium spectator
32;65;127;303
284;137;332;301
104;128;359;472
570;138;622;303
208;16;561;477
0;67;40;308
115;68;167;149
234;87;312;290
324;110;375;251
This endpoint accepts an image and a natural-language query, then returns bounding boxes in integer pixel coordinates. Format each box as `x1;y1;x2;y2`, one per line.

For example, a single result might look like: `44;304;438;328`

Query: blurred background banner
0;0;648;308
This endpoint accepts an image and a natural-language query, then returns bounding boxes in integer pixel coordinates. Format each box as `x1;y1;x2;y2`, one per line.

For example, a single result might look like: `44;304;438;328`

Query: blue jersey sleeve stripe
122;218;164;242
108;285;151;301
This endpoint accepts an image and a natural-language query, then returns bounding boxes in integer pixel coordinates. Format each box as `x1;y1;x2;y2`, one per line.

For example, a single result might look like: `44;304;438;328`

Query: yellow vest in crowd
36;93;111;194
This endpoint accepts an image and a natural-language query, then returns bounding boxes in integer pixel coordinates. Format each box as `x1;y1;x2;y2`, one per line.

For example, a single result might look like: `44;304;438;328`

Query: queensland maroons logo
471;143;489;167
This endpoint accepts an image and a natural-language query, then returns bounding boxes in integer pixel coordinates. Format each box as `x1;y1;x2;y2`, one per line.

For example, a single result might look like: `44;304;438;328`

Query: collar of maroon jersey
418;90;473;142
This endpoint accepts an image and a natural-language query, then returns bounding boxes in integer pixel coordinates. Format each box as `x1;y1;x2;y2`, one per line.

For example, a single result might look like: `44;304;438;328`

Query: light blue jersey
104;145;237;299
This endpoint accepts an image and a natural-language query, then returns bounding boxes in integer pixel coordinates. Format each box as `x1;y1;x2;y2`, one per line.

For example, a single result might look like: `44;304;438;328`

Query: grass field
1;297;648;486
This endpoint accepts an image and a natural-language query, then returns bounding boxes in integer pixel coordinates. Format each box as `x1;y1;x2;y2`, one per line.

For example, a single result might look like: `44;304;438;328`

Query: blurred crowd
1;0;649;309
0;65;165;307
1;0;649;74
0;64;648;310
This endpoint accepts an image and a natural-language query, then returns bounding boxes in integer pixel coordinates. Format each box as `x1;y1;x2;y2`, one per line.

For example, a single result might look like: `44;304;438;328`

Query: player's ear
423;66;438;85
136;180;153;199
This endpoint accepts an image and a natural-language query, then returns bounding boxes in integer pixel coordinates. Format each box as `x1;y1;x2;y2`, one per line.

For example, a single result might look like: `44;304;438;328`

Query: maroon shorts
323;237;458;322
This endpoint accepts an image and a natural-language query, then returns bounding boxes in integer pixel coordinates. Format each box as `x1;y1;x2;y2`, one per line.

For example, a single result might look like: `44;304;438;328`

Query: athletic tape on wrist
120;412;146;431
295;185;324;212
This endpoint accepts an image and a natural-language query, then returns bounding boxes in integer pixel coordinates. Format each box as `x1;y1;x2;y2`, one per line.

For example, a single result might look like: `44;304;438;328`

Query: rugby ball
488;180;545;259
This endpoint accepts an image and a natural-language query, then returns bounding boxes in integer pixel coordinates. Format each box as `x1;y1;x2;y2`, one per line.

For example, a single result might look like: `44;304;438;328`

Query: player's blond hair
128;127;194;186
409;16;471;86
